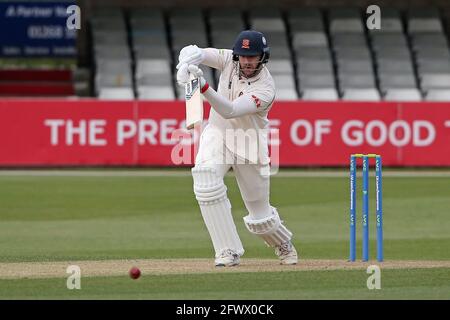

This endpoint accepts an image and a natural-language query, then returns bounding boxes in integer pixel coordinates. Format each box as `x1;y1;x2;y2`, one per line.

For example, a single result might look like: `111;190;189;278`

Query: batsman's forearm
202;85;256;119
201;48;222;70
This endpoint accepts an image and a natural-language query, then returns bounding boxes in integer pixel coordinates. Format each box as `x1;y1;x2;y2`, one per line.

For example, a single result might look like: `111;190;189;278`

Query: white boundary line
0;170;449;178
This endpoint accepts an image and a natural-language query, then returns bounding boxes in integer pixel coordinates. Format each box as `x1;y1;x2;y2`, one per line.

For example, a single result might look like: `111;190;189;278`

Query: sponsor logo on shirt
252;94;261;108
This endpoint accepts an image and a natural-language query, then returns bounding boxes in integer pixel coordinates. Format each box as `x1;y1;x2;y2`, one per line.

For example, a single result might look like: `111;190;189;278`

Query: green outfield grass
0;169;449;299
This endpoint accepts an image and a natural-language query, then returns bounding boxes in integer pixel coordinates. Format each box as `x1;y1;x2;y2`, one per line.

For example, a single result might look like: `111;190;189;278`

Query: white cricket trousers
191;125;272;257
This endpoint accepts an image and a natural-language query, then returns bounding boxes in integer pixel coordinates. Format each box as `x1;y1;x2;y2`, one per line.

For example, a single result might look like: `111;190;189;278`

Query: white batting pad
243;207;293;247
192;166;244;257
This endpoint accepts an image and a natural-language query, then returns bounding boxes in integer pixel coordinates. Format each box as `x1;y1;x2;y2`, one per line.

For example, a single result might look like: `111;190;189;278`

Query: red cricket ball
129;266;141;279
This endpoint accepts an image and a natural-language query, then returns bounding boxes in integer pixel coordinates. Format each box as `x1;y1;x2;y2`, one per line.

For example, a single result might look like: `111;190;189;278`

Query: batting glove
188;65;207;90
176;45;204;69
176;63;190;86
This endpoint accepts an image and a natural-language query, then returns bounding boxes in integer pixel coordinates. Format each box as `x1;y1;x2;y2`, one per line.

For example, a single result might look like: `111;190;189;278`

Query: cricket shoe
275;241;298;265
215;249;240;267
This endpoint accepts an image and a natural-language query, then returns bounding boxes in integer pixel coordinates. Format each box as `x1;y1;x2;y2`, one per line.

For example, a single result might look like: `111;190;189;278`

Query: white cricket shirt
201;48;276;165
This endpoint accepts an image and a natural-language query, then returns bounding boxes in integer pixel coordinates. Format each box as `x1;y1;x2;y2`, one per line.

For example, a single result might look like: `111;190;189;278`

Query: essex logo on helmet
242;39;250;49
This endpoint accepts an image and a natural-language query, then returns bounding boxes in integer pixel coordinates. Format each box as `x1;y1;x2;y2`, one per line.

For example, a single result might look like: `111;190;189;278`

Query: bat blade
185;73;203;130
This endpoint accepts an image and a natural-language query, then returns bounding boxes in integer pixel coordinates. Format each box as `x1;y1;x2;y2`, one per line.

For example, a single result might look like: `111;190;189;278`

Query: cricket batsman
176;30;298;266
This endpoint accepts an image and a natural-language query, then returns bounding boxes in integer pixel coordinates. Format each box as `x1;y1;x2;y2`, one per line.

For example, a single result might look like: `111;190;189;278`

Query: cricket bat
185;73;203;130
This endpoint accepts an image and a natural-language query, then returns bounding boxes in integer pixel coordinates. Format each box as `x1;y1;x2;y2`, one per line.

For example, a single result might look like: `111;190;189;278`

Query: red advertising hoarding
0;99;449;166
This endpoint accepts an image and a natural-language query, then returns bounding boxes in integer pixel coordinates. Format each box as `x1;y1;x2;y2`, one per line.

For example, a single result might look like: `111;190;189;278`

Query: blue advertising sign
0;1;77;57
